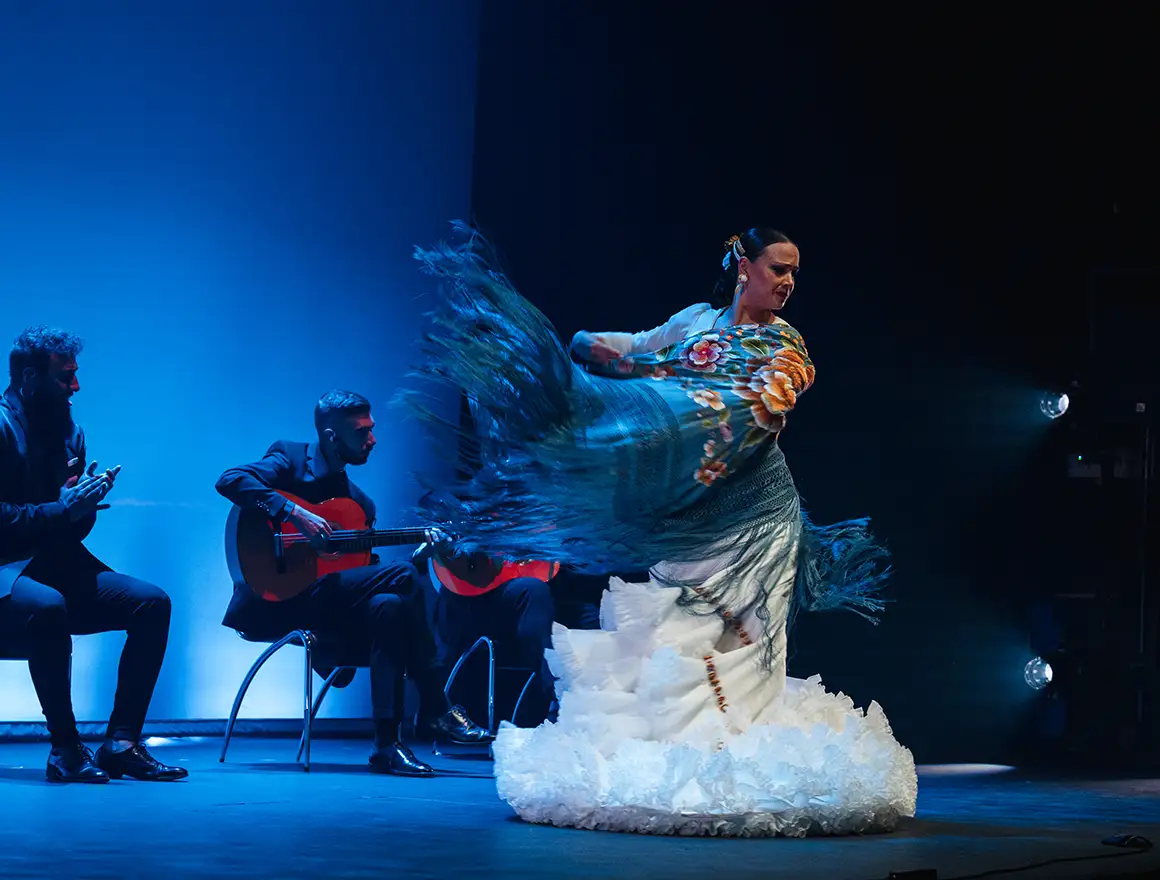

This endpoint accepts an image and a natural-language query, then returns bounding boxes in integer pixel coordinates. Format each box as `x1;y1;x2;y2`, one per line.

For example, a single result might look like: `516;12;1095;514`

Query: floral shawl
404;224;889;665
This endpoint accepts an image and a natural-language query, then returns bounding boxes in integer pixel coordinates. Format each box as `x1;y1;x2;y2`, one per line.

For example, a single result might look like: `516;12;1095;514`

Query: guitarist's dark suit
217;439;376;638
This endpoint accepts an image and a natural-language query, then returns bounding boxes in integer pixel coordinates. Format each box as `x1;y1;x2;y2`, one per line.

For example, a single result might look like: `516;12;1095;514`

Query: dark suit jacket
215;439;376;636
0;388;96;598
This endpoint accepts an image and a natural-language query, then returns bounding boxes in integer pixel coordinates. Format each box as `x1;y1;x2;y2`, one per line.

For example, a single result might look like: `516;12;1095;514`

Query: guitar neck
272;528;430;555
324;528;429;553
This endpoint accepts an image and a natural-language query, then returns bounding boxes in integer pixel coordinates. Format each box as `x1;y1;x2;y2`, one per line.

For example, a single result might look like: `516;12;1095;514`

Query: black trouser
284;561;447;725
0;545;171;749
434;577;557;723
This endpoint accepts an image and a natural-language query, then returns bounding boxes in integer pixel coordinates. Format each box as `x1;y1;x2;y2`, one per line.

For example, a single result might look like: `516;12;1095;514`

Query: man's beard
335;438;369;466
25;393;75;442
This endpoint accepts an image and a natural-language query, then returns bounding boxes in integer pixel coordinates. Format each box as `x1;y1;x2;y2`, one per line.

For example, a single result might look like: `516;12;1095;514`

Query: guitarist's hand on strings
413;527;454;565
288;504;333;552
427;527;454;553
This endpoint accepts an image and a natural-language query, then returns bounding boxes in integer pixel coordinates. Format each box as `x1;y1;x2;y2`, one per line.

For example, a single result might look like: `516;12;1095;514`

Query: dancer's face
739;242;799;313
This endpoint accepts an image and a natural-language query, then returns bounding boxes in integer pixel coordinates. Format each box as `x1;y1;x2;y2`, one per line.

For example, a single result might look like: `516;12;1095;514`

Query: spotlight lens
1024;657;1053;690
1040;392;1069;419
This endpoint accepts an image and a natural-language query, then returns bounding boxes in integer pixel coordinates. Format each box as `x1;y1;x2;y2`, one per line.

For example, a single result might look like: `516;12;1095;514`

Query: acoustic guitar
226;490;558;602
427;554;559;598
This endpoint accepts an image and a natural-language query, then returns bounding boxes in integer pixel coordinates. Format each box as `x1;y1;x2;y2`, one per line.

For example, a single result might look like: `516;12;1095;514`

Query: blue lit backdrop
0;0;478;723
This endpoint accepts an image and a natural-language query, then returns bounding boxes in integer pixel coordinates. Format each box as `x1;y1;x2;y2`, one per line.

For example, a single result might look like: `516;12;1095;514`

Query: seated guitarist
421;396;641;726
215;389;492;777
422;544;560;726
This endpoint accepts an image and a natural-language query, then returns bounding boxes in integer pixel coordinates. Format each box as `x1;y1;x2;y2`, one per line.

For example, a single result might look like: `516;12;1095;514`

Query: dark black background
469;2;1159;763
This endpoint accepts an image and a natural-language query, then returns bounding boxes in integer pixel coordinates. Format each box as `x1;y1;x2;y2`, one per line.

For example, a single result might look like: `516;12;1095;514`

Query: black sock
374;718;400;749
417;674;451;724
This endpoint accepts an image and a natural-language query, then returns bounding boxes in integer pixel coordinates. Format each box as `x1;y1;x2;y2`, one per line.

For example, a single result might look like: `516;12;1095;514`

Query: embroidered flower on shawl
732;358;799;432
743;406;786;433
688;388;727;411
683;335;731;372
719;421;734;444
647;365;676;380
694;460;728;486
770;348;815;392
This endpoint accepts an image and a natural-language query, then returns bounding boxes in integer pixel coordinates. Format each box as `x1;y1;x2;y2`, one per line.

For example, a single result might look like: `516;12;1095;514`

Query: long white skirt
493;533;917;837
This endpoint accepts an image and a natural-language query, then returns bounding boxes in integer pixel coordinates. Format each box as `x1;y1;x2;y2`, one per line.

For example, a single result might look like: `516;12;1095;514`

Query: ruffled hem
494;674;918;838
494;803;911;838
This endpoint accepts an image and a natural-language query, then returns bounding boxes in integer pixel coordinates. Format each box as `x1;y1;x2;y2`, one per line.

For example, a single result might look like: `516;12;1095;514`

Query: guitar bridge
274;531;287;574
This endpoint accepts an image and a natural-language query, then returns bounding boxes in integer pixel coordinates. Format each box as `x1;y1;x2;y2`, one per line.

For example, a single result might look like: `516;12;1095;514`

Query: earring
733;272;747;300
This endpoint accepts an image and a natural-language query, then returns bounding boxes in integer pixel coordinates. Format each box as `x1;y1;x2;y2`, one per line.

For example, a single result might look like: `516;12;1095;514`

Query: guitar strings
279;529;429;545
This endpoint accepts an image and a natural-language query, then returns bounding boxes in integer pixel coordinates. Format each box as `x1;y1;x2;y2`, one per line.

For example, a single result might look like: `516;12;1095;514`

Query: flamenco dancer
407;225;917;837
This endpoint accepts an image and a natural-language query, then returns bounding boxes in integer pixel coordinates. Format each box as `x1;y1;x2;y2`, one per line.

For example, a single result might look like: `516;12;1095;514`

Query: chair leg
486;644;496;735
297;667;347;762
302;636;314;772
441;636;495;700
510;671;538;728
220;630;311;764
435;636;495;755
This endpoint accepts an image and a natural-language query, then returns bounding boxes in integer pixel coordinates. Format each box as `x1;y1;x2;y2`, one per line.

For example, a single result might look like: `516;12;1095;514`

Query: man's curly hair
9;325;84;385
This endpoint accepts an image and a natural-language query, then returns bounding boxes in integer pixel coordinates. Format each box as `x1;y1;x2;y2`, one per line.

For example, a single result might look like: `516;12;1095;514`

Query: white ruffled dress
493;532;918;837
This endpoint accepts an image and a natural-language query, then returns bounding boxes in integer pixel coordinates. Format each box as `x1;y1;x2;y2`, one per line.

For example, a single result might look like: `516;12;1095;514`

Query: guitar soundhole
443;553;502;585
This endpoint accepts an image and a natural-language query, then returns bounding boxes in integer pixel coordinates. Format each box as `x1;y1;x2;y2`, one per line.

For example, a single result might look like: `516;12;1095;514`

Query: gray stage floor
0;738;1158;879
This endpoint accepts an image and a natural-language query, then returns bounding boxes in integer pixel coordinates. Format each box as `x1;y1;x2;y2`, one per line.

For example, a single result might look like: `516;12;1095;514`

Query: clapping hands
61;460;121;522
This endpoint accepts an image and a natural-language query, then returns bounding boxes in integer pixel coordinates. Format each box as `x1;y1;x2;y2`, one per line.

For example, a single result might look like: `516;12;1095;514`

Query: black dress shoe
422;705;495;745
369;742;435;777
46;743;110;784
94;743;189;781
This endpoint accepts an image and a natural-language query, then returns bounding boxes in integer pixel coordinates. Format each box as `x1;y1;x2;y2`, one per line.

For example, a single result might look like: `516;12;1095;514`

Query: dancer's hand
571;331;622;366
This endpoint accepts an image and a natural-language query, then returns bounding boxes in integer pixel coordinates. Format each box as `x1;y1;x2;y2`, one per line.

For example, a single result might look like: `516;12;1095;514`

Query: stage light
1040;391;1069;419
1024;656;1053;690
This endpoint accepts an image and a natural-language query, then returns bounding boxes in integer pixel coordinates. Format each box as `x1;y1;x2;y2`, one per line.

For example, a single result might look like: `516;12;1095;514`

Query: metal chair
437;635;538;754
0;638;73;745
219;629;365;772
0;637;71;672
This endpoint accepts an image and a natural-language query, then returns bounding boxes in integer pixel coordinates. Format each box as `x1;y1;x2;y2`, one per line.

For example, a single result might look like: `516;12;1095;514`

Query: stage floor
0;738;1158;879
